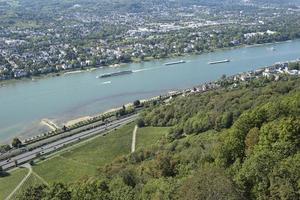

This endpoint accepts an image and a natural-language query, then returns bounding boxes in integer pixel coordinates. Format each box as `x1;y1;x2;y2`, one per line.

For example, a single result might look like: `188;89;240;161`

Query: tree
109;177;135;200
153;152;177;177
179;165;241;200
62;125;67;132
120;169;138;187
12;137;22;148
18;185;47;200
221;112;234;129
133;100;141;107
141;178;175;200
30;160;35;166
235;149;279;199
136;118;145;128
288;62;300;70
116;105;127;117
46;183;71;200
70;180;110;200
221;74;227;80
0;144;11;153
245;127;260;156
269;153;300;200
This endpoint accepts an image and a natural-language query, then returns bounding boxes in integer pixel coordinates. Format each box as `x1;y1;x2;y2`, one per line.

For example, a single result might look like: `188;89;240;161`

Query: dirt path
131;125;138;153
32;171;49;186
5;163;32;200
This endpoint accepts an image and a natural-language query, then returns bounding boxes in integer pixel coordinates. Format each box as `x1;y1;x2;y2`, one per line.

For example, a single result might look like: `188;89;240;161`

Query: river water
0;40;300;142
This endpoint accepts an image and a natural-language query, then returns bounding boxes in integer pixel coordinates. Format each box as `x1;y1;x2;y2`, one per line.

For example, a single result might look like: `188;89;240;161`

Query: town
1;0;300;80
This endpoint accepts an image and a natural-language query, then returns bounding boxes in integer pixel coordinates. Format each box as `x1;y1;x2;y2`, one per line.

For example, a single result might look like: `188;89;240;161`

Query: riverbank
27;59;300;146
3;58;300;148
0;68;99;87
1;38;300;142
0;39;297;87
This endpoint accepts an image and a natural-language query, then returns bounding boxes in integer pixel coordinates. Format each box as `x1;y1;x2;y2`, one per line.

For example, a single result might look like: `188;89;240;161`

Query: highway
0;114;138;170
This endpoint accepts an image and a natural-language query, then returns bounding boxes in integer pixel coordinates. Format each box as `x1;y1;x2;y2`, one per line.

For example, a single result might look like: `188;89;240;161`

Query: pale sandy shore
38;97;160;137
41;119;60;131
65;116;92;127
64;103;136;127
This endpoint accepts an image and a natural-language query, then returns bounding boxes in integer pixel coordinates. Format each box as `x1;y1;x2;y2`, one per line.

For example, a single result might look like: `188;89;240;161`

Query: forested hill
19;76;300;199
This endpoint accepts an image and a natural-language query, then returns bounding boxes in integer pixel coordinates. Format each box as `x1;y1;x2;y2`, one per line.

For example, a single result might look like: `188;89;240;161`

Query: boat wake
64;70;83;75
266;47;276;51
132;61;191;73
132;68;153;73
101;81;112;85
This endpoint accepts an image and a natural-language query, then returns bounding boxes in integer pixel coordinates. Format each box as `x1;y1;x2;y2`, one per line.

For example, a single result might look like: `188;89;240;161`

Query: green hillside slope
17;77;300;199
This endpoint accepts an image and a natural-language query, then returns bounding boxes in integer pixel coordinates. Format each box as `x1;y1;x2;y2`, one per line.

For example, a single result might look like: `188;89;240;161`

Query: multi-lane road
0;114;138;170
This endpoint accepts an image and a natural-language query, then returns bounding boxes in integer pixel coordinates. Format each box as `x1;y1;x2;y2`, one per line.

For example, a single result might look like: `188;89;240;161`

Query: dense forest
17;76;300;199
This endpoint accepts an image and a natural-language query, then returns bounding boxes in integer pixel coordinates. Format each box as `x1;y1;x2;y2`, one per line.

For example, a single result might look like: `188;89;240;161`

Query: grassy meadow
0;122;169;198
0;168;28;199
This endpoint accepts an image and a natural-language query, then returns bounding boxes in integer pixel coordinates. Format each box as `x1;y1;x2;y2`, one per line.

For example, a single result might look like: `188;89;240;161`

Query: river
0;40;300;143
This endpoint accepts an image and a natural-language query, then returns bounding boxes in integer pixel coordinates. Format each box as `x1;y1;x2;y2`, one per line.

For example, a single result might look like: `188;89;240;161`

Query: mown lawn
33;123;135;183
136;126;169;150
0;168;28;199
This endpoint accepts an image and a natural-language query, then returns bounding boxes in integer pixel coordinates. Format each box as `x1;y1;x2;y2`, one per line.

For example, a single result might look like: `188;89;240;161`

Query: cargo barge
208;59;230;65
96;70;133;78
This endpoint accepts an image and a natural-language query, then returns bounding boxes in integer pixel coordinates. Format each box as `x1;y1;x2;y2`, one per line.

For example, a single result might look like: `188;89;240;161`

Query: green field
33;123;135;183
0;123;169;197
0;168;28;199
136;126;169;150
32;124;168;183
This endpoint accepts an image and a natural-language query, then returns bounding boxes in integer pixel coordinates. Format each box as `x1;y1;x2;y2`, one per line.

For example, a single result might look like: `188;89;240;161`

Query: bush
136;118;145;128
